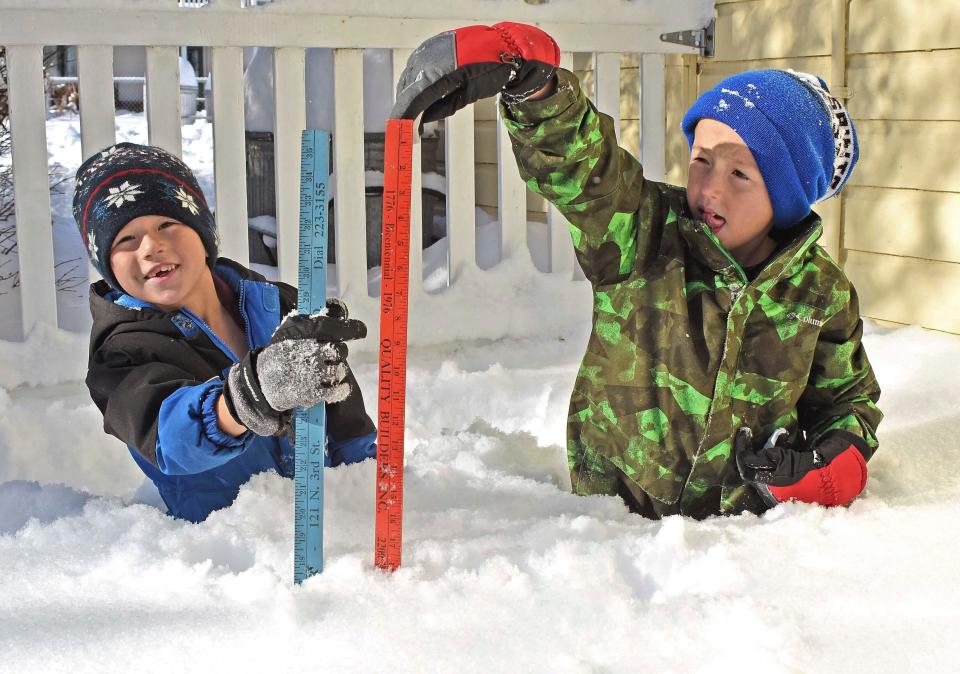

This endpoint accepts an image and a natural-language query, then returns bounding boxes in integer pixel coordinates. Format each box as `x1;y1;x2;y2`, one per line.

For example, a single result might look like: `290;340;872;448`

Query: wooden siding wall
843;0;960;334
703;0;960;334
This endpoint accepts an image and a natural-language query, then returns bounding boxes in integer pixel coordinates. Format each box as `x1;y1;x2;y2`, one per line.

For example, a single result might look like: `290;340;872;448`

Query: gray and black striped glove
223;300;366;436
391;22;559;123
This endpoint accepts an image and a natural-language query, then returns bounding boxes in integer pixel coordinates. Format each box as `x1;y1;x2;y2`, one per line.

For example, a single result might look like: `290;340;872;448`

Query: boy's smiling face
686;118;776;266
109;214;211;311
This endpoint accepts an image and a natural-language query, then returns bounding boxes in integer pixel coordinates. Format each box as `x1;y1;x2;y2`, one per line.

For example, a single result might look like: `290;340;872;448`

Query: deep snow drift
1;114;957;674
2;312;958;674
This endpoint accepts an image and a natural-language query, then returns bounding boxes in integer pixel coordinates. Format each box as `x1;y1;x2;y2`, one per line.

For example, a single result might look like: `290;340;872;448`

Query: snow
1;320;959;673
720;87;756;110
178;57;198;90
2;110;958;673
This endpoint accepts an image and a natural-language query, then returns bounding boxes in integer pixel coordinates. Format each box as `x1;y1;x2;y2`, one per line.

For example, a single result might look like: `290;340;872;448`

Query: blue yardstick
294;129;330;584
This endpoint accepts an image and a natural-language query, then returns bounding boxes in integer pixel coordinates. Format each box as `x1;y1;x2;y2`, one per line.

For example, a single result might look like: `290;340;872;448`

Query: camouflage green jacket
502;70;882;518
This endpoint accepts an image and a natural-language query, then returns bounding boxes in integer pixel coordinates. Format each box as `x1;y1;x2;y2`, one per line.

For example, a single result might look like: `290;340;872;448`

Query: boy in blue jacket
74;143;376;522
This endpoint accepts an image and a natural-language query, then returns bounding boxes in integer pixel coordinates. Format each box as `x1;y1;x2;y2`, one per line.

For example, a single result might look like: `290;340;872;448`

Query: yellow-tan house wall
704;0;960;334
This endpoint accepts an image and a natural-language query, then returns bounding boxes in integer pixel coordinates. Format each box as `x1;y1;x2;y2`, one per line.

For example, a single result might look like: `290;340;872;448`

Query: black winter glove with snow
223;300;366;436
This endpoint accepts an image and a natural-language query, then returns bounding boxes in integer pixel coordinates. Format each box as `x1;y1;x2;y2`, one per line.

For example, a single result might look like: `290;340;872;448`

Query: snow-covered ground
2;319;959;673
1;113;958;673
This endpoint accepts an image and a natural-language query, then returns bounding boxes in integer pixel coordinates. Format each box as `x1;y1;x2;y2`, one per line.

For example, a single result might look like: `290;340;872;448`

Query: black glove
391;22;560;123
223;299;366;436
734;427;870;507
734;428;823;487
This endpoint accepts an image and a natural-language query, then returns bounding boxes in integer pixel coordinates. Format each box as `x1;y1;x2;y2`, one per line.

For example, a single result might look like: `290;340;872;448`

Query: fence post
77;45;115;160
273;47;306;286
211;46;249;266
6;45;57;336
391;48;423;293
445;104;476;284
145;46;182;157
333;48;368;299
595;52;622;141
497;102;530;266
640;53;666;182
548;51;576;277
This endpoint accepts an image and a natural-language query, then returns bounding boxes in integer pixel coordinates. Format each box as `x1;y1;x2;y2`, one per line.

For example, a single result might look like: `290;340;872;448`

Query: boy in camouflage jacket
393;23;882;519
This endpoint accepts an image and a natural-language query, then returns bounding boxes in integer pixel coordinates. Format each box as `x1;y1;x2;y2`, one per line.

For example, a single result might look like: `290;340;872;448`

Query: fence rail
0;0;711;339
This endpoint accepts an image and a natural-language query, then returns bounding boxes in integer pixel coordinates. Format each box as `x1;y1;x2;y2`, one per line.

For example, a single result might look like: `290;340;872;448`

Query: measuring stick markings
294;130;330;584
374;119;413;571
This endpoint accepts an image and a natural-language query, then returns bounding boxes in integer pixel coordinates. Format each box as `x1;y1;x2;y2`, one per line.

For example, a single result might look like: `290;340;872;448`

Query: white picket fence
1;0;711;337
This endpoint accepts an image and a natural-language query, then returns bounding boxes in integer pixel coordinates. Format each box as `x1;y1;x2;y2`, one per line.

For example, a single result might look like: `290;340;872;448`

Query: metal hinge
240;0;273;6
660;18;715;58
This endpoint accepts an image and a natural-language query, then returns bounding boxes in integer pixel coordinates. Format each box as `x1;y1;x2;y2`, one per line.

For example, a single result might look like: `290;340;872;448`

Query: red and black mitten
734;427;870;508
390;22;560;123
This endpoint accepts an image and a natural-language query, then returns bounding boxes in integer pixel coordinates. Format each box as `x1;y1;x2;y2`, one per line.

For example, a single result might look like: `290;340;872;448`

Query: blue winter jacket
85;259;377;522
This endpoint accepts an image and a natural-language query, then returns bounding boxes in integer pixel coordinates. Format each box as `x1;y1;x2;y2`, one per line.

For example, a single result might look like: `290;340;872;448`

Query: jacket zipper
181;280;258;362
680;223;824;509
236;282;254;350
180;307;240;363
678;227;745;507
701;223;747;286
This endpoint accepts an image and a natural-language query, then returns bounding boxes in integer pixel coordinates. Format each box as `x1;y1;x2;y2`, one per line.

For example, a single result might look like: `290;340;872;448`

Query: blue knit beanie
681;69;858;229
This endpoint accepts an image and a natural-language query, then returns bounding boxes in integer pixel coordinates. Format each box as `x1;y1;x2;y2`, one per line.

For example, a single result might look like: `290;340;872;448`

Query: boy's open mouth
702;208;726;233
144;263;180;281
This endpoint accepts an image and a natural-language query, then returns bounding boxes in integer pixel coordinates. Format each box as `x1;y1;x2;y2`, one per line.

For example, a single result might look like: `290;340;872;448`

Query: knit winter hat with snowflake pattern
72;142;219;290
681;69;858;229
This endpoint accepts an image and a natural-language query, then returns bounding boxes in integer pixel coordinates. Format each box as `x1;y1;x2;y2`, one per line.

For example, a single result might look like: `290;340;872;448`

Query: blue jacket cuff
200;382;251;450
156;379;253;475
327;431;377;467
